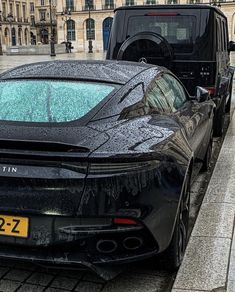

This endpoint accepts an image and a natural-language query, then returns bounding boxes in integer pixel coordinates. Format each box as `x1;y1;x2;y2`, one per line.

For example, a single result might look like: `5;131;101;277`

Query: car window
158;74;187;111
0;80;117;123
145;77;171;113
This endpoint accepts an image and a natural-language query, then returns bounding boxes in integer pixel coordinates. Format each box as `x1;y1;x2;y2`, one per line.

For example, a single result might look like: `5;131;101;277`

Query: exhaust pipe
123;237;143;250
96;239;118;254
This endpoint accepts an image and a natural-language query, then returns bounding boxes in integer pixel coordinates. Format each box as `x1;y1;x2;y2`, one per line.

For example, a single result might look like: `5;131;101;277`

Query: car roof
115;4;225;17
0;60;156;85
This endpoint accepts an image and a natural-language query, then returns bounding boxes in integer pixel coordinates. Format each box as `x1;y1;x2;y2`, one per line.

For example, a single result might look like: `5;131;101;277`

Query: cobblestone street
0;53;234;292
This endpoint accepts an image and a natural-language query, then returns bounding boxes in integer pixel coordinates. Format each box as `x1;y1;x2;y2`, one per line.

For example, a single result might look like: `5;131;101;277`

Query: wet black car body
0;60;214;279
106;5;235;136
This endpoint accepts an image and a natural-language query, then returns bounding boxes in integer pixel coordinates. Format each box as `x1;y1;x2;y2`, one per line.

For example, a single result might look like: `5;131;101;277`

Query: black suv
106;4;235;136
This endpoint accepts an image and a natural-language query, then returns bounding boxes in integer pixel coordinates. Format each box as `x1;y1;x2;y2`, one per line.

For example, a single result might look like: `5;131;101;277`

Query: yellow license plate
0;215;29;238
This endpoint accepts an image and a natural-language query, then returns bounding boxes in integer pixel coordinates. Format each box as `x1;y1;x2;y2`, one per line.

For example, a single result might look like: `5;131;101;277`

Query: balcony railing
35;20;57;26
82;5;96;10
144;0;157;4
63;6;75;12
123;1;137;6
16;17;29;23
2;16;29;23
102;4;116;9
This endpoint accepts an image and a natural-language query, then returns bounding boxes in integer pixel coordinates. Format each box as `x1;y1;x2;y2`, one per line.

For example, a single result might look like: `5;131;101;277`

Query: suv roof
115;4;225;17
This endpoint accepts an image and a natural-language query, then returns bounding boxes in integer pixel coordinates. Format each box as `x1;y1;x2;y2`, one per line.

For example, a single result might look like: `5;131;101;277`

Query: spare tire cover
117;32;173;67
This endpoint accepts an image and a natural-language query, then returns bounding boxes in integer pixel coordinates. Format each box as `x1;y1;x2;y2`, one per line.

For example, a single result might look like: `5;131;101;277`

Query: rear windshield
0;80;117;123
127;15;196;53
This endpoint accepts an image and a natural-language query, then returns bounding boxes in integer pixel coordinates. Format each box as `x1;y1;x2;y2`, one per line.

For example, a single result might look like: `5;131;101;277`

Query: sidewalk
172;112;235;292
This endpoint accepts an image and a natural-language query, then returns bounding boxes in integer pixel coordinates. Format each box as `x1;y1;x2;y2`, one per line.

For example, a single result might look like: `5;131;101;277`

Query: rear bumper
0;243;158;266
0;238;158;280
0;215;158;280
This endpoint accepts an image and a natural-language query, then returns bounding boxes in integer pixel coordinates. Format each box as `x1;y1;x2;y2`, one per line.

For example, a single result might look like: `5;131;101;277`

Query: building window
104;0;114;9
30;2;35;13
41;0;45;5
12;27;16;46
10;3;13;14
125;0;135;5
31;16;35;26
166;0;178;3
188;0;200;3
85;0;94;10
66;0;74;11
146;0;156;3
86;18;95;40
16;4;20;21
18;28;22;45
2;3;6;19
67;19;75;41
25;28;28;45
40;11;46;21
22;5;26;21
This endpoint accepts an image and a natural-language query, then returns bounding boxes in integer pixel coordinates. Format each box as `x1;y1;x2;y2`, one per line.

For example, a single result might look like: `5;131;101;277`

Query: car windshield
0;80;117;123
127;15;196;53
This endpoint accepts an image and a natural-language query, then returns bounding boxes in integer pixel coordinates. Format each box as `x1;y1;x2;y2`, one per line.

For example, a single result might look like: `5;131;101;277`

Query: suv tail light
205;86;216;95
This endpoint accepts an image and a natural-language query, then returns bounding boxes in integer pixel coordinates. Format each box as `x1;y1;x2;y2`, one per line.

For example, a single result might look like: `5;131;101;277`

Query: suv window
222;19;227;51
216;18;222;52
127;15;196;53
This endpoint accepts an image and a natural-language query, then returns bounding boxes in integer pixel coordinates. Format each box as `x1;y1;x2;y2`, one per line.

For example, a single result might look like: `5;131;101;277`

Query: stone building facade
0;0;235;52
56;0;235;53
33;0;57;45
0;0;31;50
220;2;235;43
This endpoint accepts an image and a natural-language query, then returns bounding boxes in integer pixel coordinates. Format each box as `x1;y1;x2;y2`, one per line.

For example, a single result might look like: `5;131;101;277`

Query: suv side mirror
228;41;235;52
195;86;210;102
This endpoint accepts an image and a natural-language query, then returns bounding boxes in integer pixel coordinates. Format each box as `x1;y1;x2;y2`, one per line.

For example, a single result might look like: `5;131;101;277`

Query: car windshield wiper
0;139;90;153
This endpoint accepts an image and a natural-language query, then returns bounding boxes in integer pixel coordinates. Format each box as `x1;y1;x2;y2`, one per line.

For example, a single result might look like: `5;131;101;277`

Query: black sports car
0;60;214;279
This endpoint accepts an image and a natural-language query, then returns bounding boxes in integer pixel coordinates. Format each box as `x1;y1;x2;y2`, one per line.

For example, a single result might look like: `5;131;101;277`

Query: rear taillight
113;218;138;225
88;161;159;175
205;86;216;95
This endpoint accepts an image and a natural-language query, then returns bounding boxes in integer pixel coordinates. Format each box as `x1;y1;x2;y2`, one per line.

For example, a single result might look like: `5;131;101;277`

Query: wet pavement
0;53;233;292
0;53;105;75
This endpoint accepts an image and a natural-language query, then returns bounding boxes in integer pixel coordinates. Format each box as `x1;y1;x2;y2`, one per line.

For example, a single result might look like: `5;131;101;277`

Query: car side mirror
195;86;210;102
228;41;235;52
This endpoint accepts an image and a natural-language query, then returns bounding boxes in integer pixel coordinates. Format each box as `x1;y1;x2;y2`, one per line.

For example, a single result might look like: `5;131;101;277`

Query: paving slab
75;281;103;292
172;290;205;292
228;246;235;281
26;272;54;286
102;273;168;292
227;280;235;292
192;202;235;238
50;276;78;290
17;283;45;292
173;236;230;291
0;279;21;291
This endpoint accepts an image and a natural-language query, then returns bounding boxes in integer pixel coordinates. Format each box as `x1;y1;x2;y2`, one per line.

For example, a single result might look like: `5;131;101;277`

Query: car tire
201;133;213;172
157;172;190;271
214;98;226;137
